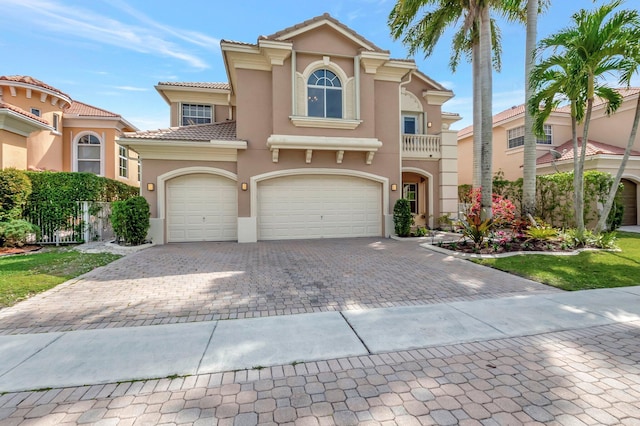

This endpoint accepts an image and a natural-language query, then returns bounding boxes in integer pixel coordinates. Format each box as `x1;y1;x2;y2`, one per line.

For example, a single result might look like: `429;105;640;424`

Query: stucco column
439;129;459;219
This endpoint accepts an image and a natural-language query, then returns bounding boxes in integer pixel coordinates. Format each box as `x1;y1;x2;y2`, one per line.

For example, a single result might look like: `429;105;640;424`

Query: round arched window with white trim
307;69;342;118
77;134;102;174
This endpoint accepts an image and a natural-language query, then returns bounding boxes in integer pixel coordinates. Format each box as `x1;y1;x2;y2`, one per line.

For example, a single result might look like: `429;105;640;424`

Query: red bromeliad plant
465;187;516;227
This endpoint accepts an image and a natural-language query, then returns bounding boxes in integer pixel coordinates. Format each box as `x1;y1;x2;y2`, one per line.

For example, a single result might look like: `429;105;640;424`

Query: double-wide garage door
258;175;382;240
166;174;237;242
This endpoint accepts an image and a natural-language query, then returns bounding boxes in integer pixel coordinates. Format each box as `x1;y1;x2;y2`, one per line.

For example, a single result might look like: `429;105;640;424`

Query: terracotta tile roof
0;101;50;126
157;82;230;90
123;121;238;141
220;39;257;47
537;138;640;165
556;87;640;113
261;13;387;53
0;75;71;100
458;104;526;138
66;101;120;117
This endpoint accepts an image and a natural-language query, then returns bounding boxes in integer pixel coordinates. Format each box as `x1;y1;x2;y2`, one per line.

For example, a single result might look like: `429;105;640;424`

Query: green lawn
0;248;121;307
474;232;640;291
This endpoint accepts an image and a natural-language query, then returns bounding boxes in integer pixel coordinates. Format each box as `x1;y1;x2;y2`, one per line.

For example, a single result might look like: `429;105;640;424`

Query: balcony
402;134;441;159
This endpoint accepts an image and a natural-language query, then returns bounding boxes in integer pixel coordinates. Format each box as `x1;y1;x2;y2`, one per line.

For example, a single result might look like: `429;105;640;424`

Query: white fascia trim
117;138;247;150
0;109;52;136
289;116;362;129
267;134;381;151
249;168;389;218
423;90;455;106
0;81;72;107
403;167;435;229
156;166;238;221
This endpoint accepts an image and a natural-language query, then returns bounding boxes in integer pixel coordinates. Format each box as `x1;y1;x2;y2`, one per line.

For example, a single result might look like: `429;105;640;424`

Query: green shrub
0;169;32;221
111;196;150;245
414;226;428;237
0;219;40;247
393;199;413;237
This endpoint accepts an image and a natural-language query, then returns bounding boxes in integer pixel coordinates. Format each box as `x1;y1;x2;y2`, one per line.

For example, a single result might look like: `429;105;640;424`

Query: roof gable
261;13;386;53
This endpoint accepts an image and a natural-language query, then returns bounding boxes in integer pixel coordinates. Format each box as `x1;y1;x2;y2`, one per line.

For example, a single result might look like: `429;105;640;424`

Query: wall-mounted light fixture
427;121;433;128
146;183;155;192
241;182;248;191
391;184;397;191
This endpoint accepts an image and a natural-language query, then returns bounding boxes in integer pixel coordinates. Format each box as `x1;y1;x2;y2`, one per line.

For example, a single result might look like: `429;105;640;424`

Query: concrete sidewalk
1;287;639;393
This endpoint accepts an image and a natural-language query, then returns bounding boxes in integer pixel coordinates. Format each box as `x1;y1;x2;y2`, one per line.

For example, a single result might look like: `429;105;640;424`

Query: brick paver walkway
1;322;639;425
0;239;556;335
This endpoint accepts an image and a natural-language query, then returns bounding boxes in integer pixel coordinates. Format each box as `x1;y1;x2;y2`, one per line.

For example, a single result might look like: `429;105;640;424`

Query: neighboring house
119;13;461;244
0;75;140;185
457;88;640;226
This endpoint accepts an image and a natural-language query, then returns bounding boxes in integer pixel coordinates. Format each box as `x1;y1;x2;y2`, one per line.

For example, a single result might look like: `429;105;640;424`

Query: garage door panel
258;175;382;240
167;174;237;242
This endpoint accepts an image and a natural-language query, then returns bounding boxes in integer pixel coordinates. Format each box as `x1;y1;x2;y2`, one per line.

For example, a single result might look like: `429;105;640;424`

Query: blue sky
2;0;639;131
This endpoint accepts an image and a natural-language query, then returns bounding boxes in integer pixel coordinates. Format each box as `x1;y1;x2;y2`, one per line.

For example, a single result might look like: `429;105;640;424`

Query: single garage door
166;174;237;242
621;178;637;226
258;175;382;240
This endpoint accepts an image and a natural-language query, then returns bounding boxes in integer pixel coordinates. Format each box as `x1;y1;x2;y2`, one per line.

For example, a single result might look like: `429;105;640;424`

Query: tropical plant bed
434;237;586;256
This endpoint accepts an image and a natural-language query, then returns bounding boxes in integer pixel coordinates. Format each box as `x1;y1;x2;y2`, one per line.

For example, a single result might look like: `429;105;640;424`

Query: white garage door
258;175;382;240
166;174;237;242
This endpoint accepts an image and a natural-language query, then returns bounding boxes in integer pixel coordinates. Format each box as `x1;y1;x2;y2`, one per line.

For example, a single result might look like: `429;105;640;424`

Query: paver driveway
0;238;556;335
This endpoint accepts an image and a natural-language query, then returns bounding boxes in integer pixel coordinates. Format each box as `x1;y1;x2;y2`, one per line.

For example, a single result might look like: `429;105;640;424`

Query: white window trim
180;103;214;126
30;108;41;117
118;145;128;179
290;59;361;129
507;124;552;149
72;131;105;176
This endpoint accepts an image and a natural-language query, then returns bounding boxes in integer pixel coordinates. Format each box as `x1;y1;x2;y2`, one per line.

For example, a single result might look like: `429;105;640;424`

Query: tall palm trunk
596;93;640;232
472;41;482;188
522;0;538;218
575;95;594;236
479;6;493;220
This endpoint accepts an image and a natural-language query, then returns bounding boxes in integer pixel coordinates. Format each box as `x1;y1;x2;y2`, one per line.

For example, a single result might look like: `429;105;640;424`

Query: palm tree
522;0;540;219
530;0;634;235
389;0;522;220
596;22;640;232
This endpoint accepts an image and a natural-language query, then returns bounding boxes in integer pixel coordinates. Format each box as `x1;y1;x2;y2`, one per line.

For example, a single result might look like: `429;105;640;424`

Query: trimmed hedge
0;169;32;221
23;171;138;232
111;196;150;245
393;198;413;237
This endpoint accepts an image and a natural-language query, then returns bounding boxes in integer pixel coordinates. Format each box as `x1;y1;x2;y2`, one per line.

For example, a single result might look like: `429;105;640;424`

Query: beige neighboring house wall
457;88;640;226
119;13;462;243
0;75;139;186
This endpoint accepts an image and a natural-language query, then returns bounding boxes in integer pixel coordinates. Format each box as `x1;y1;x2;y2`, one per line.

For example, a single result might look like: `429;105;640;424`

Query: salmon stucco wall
0;130;28;169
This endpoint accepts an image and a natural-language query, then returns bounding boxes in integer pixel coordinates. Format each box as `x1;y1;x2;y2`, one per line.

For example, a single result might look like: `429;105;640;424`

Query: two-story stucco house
119;14;461;243
0;75;140;185
457;88;640;226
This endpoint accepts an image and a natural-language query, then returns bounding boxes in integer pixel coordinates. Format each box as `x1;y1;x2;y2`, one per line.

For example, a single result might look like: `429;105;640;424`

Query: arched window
307;69;342;118
76;133;102;174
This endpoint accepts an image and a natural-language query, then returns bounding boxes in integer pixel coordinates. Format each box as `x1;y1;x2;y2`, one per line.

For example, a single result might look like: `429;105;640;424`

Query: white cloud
1;0;218;70
115;86;149;92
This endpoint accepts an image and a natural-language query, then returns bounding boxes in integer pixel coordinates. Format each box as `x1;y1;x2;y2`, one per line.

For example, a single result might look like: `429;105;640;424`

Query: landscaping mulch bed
0;245;42;256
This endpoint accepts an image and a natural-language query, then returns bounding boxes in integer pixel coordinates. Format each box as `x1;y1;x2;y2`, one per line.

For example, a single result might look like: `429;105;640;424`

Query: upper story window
182;104;212;126
52;113;60;132
118;145;128;178
137;158;141;182
307;69;342;119
76;134;102;175
403;115;420;134
508;124;552;149
31;108;41;117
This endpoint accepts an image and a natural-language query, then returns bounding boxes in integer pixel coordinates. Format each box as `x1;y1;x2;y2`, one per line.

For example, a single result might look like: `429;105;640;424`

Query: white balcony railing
402;134;441;159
